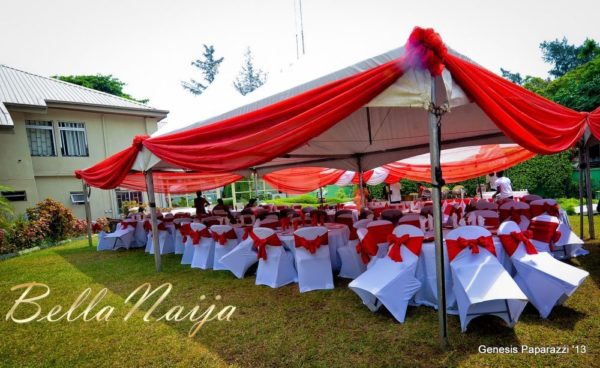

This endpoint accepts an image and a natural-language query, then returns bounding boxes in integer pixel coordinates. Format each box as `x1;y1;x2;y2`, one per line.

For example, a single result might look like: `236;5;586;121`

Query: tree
181;44;224;96
233;47;267;96
52;74;148;104
540;37;600;78
500;68;523;85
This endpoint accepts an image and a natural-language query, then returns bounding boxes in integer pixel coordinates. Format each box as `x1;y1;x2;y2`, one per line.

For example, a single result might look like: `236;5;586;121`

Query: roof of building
0;64;168;126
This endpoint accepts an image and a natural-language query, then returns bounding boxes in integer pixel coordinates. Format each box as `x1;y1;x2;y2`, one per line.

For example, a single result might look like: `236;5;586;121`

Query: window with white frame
26;120;56;156
115;190;143;214
58;122;88;157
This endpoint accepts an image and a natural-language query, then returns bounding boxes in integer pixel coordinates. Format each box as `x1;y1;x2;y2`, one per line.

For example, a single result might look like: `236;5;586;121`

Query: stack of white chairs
210;225;239;270
190;223;215;269
348;225;423;323
219;228;259;279
446;226;528;332
498;221;589;318
529;199;586;258
255;227;297;288
145;220;175;255
294;227;334;292
498;201;531;231
337;219;371;279
97;220;137;251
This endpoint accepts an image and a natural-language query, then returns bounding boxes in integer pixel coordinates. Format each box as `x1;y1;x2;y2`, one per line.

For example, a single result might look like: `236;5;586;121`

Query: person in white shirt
389;181;402;203
486;172;498;191
492;171;513;200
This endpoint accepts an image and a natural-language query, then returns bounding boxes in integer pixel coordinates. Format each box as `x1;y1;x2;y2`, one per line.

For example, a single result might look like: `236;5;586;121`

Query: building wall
0;107;159;219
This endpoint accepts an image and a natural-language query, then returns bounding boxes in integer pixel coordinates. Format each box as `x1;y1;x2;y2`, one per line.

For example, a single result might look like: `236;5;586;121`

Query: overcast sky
1;0;599;125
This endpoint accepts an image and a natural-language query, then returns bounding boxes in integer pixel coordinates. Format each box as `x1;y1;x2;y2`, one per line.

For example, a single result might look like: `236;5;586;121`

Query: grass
0;216;598;367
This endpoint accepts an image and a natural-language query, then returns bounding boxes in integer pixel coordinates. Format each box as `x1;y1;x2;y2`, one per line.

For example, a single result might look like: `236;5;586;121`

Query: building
0;64;168;219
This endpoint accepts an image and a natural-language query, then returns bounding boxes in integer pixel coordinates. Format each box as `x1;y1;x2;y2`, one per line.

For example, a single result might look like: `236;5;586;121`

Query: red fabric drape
444;54;588;154
75;135;148;189
381;145;536;184
262;167;345;194
588;107;600;139
119;171;242;194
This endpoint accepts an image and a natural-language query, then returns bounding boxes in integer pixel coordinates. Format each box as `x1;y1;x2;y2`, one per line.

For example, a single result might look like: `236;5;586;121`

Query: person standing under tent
213;198;234;222
492;171;514;201
353;184;369;211
486;172;499;191
389;181;402;203
194;191;210;216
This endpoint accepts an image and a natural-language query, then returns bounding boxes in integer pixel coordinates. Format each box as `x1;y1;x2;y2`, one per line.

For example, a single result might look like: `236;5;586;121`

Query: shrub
6;215;49;252
72;219;88;237
26;198;76;241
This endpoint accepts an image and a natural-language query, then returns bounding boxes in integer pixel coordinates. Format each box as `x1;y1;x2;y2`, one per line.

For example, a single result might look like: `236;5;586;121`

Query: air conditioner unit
70;192;86;205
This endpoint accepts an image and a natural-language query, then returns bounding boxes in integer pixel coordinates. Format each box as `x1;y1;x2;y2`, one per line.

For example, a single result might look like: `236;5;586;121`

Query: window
26;120;56;156
115;190;143;214
70;192;86;204
1;191;27;202
58;122;88;157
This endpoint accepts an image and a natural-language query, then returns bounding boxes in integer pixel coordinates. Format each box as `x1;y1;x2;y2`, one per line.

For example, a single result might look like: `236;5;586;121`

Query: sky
1;0;599;126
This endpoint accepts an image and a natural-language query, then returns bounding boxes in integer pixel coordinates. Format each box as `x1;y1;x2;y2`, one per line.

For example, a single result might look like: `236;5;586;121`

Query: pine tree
233;47;267;96
181;44;224;96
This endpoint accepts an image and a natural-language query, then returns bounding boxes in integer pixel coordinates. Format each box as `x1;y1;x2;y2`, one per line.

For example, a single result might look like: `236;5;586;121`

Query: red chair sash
446;235;496;262
498;230;538;256
92;223;103;233
356;224;394;264
530;202;560;217
294;233;328;254
190;227;211;245
248;231;282;260
528;220;561;251
162;217;174;223
203;219;221;227
260;221;279;229
179;223;192;243
120;221;135;230
280;217;291;230
387;234;423;262
211;229;237;245
498;208;529;224
483;217;500;228
143;220;151;232
310;213;326;226
336;217;357;240
242;226;253;240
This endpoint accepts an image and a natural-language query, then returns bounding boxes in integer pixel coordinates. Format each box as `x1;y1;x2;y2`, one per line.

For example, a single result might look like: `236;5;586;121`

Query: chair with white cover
254;227;297;288
97;220;137;251
179;223;195;265
446;226;528;332
529;199;585;258
203;216;225;227
294;227;334;292
218;229;259;279
145;221;175;254
355;220;394;269
499;201;530;231
337;219;371;279
475;199;498;211
348;225;423;323
527;214;565;258
522;194;543;204
238;213;256;226
254;217;279;230
466;210;500;229
498;221;589;318
397;214;426;232
210;225;239;270
173;219;192;254
190;223;215;269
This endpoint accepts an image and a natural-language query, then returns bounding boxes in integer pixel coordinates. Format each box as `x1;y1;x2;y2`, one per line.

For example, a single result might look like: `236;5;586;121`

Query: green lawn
0;216;598;367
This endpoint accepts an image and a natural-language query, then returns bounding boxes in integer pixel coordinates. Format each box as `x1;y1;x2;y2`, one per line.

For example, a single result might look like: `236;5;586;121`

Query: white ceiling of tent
135;45;512;174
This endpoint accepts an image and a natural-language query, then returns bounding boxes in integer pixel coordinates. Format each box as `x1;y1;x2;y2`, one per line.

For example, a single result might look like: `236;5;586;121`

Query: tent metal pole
145;170;162;272
584;143;595;239
357;156;365;208
82;180;93;247
427;80;448;348
253;171;259;199
579;145;585;238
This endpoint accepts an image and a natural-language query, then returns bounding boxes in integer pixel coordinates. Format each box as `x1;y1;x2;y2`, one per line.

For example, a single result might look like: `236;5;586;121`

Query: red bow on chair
280;217;291;230
211;229;237;245
91;223;103;233
143;220;152;232
190;227;211;245
355;223;394;264
179;223;191;243
249;231;281;260
387;234;424;262
499;230;538;256
242;226;253;240
120;221;135;230
531;202;560;217
294;233;328;254
310;214;325;226
528;220;561;252
446;235;496;262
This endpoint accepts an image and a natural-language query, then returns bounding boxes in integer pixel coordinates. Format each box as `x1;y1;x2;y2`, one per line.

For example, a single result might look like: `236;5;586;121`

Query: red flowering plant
5;215;49;252
26;198;77;241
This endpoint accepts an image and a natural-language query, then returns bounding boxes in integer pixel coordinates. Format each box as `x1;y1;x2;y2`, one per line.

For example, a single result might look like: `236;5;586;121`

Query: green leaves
53;74;149;104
